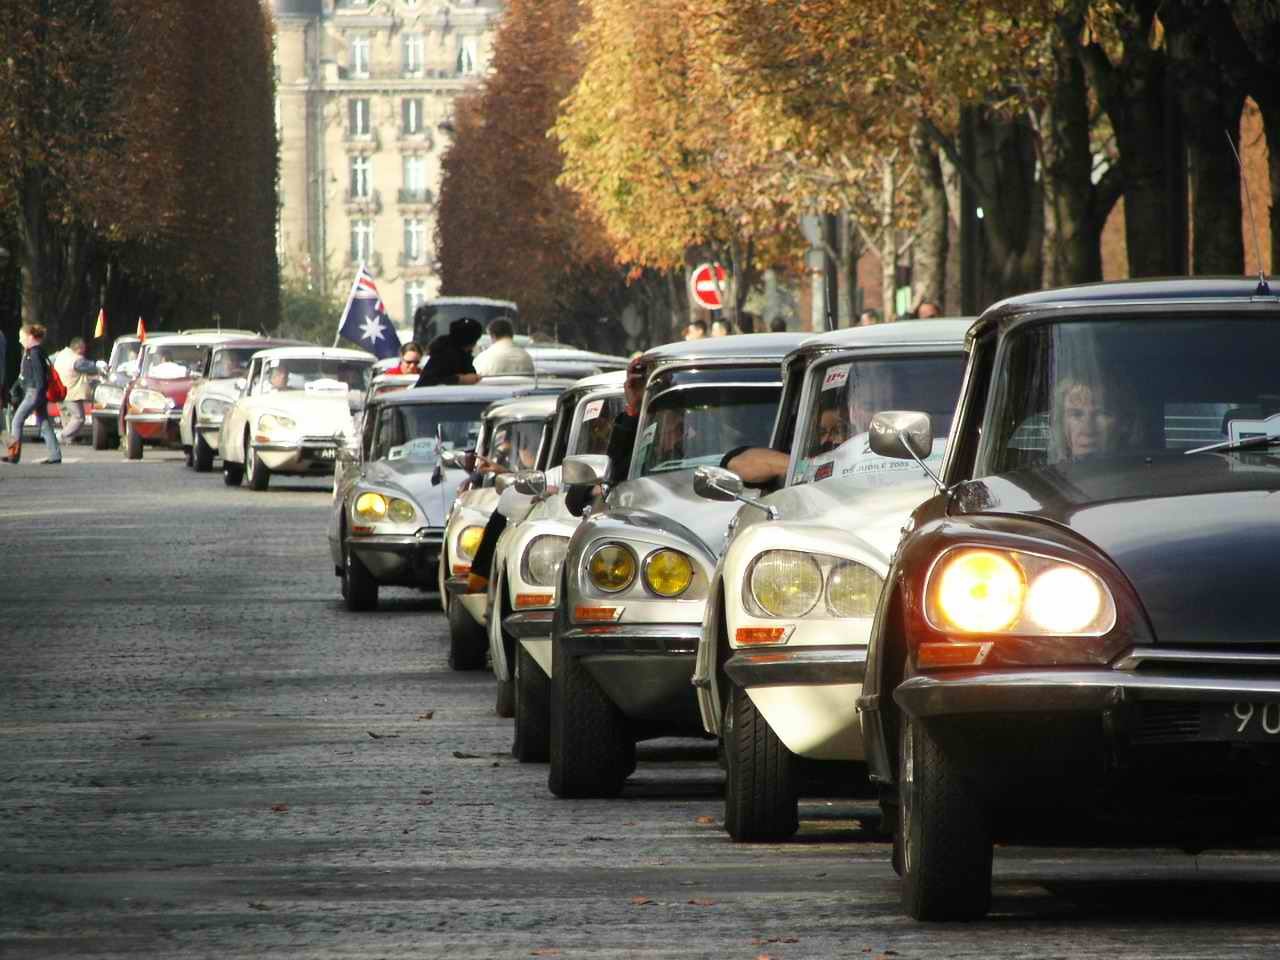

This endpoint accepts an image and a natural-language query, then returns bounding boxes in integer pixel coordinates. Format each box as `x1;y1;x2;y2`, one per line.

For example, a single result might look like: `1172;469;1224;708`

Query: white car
219;346;375;491
441;394;560;670
690;319;971;840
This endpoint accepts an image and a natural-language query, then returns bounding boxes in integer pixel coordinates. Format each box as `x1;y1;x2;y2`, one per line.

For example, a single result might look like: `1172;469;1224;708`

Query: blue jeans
11;391;62;461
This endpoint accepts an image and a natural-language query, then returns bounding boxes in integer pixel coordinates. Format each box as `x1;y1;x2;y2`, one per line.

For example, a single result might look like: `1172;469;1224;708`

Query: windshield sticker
814;459;834;481
582;399;604;422
388;437;440;462
801;434;947;487
821;364;851;392
1228;412;1280;444
305;379;349;393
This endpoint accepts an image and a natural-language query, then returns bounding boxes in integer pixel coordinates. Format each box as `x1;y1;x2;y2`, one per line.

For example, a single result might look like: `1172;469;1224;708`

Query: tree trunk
909;121;948;311
880;159;898;322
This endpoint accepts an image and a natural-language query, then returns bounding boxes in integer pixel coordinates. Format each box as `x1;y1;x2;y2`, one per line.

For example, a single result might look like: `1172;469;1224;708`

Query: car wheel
247;445;271;491
548;598;632;797
342;539;378;612
183;444;193;467
722;684;798;842
124;424;143;460
223;460;244;486
513;643;550;762
91;417;110;451
495;678;515;719
193;431;215;472
447;596;487;670
899;715;993;921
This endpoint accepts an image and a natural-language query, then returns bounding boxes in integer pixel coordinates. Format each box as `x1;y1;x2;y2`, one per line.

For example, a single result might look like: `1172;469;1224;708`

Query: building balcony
398;252;434;269
344;189;382;213
397;188;434;206
346;252;384;275
397;129;435;148
343;129;381;151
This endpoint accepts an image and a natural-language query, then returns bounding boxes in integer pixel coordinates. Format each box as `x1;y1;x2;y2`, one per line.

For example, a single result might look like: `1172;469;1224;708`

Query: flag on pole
94;308;106;339
335;263;402;360
136;317;146;342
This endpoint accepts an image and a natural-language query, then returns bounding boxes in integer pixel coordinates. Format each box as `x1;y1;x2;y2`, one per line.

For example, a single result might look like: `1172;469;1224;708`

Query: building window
402;98;423;136
402;33;424;75
349;98;371;137
404;219;427;263
405;280;429;324
351;35;370;78
456;37;477;76
350;154;372;199
403;154;426;195
351;219;374;263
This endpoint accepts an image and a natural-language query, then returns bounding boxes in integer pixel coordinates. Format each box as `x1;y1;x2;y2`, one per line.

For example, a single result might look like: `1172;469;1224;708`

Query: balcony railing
397;188;434;206
398;251;433;268
397;128;434;148
346;251;384;274
343;129;381;151
344;189;382;213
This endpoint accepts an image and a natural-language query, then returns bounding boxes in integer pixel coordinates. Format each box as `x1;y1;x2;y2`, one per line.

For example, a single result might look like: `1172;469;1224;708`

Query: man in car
267;364;290;392
1051;373;1140;461
472;318;534;377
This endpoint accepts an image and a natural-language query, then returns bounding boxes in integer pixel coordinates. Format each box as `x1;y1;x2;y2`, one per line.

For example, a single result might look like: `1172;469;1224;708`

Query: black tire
193;430;215;472
495;679;515;719
247;446;270;491
183;444;193;467
124;423;143;460
447;595;488;670
723;684;798;842
223;459;244;486
899;715;993;921
91;417;110;451
513;644;550;762
548;600;633;797
341;539;378;611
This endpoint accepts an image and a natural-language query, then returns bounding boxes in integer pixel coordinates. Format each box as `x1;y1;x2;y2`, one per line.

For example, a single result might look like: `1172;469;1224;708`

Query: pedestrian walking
3;323;62;464
414;316;483;387
52;337;105;444
472;317;534;377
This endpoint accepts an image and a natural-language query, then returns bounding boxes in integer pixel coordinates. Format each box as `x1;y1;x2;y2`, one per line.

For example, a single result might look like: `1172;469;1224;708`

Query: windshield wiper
1185;433;1280;456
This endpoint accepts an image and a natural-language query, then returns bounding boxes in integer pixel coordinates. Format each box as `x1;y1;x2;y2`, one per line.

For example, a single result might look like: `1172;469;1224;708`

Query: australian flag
337;264;402;360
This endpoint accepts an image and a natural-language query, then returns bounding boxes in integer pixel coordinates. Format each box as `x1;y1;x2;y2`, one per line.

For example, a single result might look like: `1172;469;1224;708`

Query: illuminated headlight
95;384;123;407
587;543;637;593
925;548;1116;636
199;397;230;419
258;413;296;435
355;492;388;521
128;389;170;412
456;525;485;561
642;548;694;598
749;550;823;618
523;535;569;586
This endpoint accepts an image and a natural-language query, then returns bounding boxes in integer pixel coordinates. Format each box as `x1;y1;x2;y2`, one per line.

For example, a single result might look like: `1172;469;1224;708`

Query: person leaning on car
472;317;534;377
415;317;483;387
53;337;106;444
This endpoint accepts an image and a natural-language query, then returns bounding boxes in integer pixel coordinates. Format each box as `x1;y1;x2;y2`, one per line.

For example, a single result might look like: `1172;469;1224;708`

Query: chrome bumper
724;645;867;690
562;624;702;731
125;411;180;424
350;531;443;583
504;609;555;639
559;623;701;657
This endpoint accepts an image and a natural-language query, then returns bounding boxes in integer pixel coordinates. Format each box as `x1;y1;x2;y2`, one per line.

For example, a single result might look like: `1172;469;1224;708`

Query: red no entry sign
689;262;727;311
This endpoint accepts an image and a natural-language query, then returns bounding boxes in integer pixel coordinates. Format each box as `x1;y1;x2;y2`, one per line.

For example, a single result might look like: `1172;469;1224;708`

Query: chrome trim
125;412;181;423
725;646;867;689
560;624;700;657
504;609;555;639
1113;646;1280;671
646;380;783;407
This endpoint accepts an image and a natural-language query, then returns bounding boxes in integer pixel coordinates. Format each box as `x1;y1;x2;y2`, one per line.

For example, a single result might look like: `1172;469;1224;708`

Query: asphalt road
4;445;1280;958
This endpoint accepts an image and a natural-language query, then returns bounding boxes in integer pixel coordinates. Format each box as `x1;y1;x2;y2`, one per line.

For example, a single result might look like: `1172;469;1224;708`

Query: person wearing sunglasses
386;342;424;376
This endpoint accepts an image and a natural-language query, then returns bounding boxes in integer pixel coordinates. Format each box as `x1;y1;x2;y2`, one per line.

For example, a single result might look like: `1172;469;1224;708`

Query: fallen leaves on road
687;898;717;907
694;815;715;825
530;950;560;957
247;901;272;911
367;731;400;739
416;711;435;720
453;751;482;759
630;895;654;906
271;804;289;813
753;937;799;946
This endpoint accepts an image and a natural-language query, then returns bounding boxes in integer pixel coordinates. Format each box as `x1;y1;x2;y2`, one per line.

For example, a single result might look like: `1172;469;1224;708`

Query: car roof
426;296;518;309
484;395;559;422
215;337;306;350
376;383;548;407
141;332;240;348
248;346;375;362
642;331;811;365
569;369;627;391
795;318;973;357
527;346;629;365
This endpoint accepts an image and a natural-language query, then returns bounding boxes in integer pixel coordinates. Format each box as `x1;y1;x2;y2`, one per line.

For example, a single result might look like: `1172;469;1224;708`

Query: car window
981;318;1280;474
570;396;624;457
634;384;781;477
141;343;207;377
257;358;373;394
371;401;487;463
209;347;260;379
792;353;965;487
485;418;545;472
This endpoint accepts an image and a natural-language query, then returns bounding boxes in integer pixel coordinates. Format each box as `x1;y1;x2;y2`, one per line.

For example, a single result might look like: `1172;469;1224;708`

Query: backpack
45;357;67;403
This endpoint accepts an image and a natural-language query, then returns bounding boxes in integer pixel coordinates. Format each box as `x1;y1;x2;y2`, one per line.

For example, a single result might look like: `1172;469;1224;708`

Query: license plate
314;448;335;460
1202;702;1280;742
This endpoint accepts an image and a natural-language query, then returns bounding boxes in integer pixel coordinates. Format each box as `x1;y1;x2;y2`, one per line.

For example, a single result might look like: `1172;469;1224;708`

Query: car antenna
1227;129;1270;296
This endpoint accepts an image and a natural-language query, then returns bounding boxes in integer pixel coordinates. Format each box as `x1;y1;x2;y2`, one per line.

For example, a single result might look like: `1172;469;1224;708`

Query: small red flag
136;317;146;341
94;308;106;339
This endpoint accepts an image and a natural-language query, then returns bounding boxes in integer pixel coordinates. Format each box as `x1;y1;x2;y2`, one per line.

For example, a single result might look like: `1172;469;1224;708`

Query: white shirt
473;339;534;377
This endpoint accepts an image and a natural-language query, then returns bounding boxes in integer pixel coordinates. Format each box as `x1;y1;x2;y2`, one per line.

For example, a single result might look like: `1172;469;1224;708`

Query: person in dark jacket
415;317;484;388
3;323;62;464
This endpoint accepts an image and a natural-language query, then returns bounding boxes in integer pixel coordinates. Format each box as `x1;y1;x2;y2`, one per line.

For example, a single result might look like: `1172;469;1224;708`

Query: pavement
3;445;1280;958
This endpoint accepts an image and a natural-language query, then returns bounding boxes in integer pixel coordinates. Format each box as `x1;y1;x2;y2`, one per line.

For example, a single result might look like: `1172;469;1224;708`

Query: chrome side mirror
233;377;247;394
513;470;547;497
869;411;932;461
562;454;611;486
693;465;778;519
439;448;465;469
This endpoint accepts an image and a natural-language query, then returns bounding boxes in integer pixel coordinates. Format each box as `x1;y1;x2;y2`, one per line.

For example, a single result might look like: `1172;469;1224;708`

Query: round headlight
933;549;1025;633
355;492;388;521
643;549;694;598
524;535;569;587
259;413;296;434
826;561;882;618
95;384;123;406
199;397;230;418
129;389;168;412
588;543;637;593
1025;565;1102;634
457;525;485;561
750;550;823;618
387;498;416;525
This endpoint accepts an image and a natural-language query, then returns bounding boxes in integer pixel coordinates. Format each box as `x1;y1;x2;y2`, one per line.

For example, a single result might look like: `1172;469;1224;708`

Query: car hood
609;469;741;560
361;459;468;526
135;375;194;402
952;455;1280;648
251;393;353;436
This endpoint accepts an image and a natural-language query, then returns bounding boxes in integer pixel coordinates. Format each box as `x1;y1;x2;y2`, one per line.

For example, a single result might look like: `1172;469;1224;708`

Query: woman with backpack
3;323;62;464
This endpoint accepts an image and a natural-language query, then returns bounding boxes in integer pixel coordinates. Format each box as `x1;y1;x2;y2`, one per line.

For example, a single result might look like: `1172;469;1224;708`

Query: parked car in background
414;297;518;346
858;278;1280;921
218;346;374;491
547;332;807;798
90;335;141;450
691;320;970;841
528;345;629;379
443;394;560;670
328;385;496;611
180;338;302;471
120;332;255;460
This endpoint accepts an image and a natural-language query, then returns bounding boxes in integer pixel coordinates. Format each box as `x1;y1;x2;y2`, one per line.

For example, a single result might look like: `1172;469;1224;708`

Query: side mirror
693;465;743;502
494;473;515;494
562;454;611;486
439;448;465;469
513;470;547;497
233;377;247;394
868;411;932;461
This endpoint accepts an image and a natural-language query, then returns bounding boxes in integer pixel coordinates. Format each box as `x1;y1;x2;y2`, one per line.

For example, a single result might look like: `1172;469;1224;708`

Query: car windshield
983;318;1280;475
794;354;966;487
141;343;206;377
485;418;545;472
373;402;487;463
109;339;140;369
571;396;625;457
258;358;372;394
208;347;261;379
635;384;781;476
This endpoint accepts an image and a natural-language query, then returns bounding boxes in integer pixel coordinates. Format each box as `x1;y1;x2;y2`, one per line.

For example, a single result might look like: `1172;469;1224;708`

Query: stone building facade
273;0;502;327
